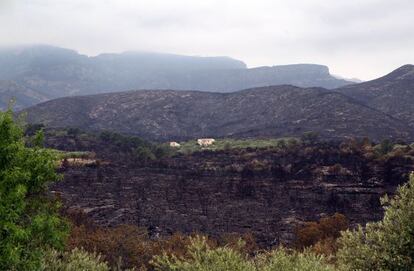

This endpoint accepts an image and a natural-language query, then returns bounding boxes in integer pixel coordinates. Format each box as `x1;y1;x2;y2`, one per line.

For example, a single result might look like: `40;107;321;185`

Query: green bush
152;236;333;271
374;139;394;156
152;236;255;271
257;249;334;271
134;146;156;163
337;173;414;270
0;109;68;270
40;248;110;271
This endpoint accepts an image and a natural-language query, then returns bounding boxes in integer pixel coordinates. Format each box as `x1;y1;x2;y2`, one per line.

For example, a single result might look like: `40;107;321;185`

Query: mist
1;0;413;80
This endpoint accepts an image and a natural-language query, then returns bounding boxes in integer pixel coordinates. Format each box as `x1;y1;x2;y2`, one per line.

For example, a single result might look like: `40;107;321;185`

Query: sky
0;0;413;80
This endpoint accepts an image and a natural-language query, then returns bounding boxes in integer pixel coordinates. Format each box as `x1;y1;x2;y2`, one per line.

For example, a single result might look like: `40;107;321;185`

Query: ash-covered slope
24;85;411;141
336;64;414;127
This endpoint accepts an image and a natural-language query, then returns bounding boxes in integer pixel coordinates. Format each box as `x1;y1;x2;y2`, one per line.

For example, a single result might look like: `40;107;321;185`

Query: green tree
134;146;156;164
337;173;414;270
0;109;68;270
374;139;394;156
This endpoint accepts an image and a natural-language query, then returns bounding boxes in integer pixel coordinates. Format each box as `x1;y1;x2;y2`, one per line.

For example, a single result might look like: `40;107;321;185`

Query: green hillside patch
175;137;299;154
52;150;95;160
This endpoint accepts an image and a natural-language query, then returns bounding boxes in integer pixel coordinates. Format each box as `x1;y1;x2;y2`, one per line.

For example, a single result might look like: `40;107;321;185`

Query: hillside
0;80;48;110
44;129;414;246
0;45;353;109
336;64;414;127
24;85;412;141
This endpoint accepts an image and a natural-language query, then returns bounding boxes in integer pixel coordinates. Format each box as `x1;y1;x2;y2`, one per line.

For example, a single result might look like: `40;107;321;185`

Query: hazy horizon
1;0;413;80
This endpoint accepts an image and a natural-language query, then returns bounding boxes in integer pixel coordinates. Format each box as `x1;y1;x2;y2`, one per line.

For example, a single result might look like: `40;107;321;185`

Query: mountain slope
0;45;353;109
0;80;48;110
336;64;414;127
172;64;351;91
24;86;411;141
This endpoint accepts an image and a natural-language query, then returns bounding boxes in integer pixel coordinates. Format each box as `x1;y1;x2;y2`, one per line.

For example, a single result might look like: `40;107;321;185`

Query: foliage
337;173;414;270
218;232;258;255
374;139;394;156
54;150;94;160
152;237;334;271
65;208;259;270
40;248;110;271
295;213;348;250
134;146;157;163
24;123;45;136
0;109;68;270
68;224;149;269
256;248;335;271
99;131;173;160
152;236;255;271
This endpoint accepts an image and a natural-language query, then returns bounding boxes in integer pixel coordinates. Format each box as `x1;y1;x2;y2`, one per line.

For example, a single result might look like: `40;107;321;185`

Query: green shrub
55;151;94;160
374;139;394;156
40;248;110;271
337;173;414;270
152;236;333;271
134;146;156;163
0;109;68;270
152;236;255;271
257;249;334;271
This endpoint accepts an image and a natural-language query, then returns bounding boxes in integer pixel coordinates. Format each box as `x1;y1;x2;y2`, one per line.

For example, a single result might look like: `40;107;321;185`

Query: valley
3;1;414;269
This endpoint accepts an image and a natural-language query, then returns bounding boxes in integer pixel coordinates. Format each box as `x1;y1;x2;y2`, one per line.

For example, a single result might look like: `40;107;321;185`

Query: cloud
0;0;413;80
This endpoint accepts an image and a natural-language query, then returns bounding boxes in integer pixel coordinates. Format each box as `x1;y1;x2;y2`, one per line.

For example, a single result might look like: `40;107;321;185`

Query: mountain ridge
336;64;414;127
0;45;354;109
24;81;413;141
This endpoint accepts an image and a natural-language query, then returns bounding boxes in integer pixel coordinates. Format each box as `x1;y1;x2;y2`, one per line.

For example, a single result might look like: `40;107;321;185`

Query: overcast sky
1;0;413;80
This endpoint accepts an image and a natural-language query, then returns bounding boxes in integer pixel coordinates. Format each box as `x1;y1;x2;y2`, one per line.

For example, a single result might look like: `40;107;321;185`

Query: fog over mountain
1;1;413;80
0;45;353;109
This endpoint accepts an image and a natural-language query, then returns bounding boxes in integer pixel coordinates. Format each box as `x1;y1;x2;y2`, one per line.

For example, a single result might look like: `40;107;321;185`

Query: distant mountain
336;64;414;127
0;45;354;109
168;64;352;91
24;85;411;141
0;80;48;110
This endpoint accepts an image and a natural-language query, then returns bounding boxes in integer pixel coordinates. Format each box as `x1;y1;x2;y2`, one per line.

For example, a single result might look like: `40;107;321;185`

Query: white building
169;142;181;148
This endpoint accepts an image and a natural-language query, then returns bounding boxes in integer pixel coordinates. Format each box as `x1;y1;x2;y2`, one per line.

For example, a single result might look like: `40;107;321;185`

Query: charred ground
43;129;414;247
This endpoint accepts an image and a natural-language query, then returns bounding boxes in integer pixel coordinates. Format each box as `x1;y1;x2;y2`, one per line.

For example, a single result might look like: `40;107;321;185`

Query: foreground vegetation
65;173;414;270
2;111;414;270
0;110;68;270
